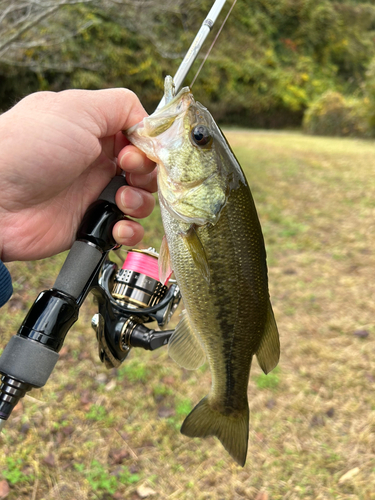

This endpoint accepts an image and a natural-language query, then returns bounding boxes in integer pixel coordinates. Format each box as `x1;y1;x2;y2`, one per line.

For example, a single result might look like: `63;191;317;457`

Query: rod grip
53;240;102;299
98;174;127;204
0;336;59;388
53;175;127;299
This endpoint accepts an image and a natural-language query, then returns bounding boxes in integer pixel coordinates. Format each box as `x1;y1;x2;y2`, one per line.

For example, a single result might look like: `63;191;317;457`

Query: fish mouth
126;86;193;139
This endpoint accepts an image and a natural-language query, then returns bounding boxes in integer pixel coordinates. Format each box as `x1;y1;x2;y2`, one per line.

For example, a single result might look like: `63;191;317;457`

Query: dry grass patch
1;130;375;499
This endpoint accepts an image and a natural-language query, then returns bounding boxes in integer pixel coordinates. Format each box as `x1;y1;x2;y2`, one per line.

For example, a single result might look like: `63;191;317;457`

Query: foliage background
0;0;375;131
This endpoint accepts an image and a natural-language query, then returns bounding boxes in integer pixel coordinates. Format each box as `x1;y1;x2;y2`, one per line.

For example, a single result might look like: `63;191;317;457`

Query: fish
126;76;280;466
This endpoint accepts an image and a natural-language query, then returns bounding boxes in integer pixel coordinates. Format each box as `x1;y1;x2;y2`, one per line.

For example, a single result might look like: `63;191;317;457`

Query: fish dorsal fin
256;300;280;374
168;310;206;370
180;226;210;284
159;235;173;285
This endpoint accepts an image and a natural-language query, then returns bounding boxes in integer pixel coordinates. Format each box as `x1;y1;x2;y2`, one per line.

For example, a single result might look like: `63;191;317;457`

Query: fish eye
191;125;212;147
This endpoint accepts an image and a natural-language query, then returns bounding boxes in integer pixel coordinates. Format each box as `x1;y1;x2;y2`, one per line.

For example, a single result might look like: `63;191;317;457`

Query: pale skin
0;88;158;263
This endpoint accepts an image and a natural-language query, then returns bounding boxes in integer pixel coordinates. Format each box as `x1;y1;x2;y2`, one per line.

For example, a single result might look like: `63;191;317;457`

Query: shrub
364;58;375;135
303;90;369;137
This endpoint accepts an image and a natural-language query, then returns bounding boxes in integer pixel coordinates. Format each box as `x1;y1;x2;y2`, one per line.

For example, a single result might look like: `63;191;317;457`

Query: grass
1;130;375;499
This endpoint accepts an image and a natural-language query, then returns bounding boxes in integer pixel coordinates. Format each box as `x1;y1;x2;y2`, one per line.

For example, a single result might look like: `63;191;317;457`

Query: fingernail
120;152;144;171
118;225;134;239
121;187;143;210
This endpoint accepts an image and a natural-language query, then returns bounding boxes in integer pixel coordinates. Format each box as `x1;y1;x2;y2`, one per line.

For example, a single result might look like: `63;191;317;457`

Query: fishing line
190;0;238;89
122;251;161;282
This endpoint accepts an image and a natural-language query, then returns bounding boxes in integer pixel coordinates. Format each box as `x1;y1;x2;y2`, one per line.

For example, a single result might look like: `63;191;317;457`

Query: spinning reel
93;247;180;369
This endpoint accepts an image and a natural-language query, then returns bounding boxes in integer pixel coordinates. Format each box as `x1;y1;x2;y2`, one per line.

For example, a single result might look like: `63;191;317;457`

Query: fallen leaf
157;406;175;418
95;373;108;384
265;398;276;409
80;390;91;405
105;379;116;392
326;407;335;418
353;330;369;338
62;426;74;437
8;298;25;312
0;480;9;499
13;401;23;414
283;268;297;275
43;453;56;467
162;376;175;386
136;483;156;498
338;467;360;483
255;491;268;500
20;423;30;435
255;433;264;442
109;448;130;464
59;346;69;358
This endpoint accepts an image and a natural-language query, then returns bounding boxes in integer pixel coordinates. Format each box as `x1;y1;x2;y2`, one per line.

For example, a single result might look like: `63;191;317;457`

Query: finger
118;144;156;174
116;186;155;219
126;169;158;193
114;130;130;157
113;219;144;247
55;88;149;137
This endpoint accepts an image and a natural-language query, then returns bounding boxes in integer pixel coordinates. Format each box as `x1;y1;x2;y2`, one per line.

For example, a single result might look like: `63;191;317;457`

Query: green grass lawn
1;130;375;499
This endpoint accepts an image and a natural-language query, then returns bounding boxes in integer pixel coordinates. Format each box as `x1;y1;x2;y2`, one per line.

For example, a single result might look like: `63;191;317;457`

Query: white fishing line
190;0;238;89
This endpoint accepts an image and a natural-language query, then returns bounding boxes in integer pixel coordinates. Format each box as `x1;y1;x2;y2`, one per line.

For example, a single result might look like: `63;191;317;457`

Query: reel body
92;248;180;368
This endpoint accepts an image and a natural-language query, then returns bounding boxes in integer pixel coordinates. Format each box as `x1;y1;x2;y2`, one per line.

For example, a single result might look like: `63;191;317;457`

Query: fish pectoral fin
180;226;210;284
158;235;173;285
256;299;280;374
181;396;249;467
168;310;206;370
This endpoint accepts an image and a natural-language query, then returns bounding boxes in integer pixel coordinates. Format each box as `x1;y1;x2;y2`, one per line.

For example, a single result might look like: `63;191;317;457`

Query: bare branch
9;20;95;50
0;0;199;71
0;5;59;55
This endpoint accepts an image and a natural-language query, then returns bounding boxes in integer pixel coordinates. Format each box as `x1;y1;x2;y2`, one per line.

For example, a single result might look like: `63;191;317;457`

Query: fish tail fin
181;396;249;467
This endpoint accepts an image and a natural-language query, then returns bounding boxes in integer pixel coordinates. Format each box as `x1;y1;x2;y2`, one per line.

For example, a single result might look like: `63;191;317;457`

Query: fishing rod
157;0;227;109
0;0;230;432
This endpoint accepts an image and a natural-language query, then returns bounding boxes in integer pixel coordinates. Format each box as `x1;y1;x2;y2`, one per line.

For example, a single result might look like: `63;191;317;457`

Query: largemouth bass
126;77;280;466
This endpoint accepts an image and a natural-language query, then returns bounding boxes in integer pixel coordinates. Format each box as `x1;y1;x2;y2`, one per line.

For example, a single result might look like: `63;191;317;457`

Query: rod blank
157;0;227;109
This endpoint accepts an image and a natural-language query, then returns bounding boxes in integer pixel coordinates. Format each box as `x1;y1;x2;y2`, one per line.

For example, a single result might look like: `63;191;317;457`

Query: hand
0;89;157;262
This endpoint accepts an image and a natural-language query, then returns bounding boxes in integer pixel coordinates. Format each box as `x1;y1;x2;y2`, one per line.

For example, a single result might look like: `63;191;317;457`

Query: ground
1;130;375;499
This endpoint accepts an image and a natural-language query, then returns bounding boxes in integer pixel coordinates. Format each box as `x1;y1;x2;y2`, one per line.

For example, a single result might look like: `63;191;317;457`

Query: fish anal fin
256;299;280;374
180;226;210;284
181;396;249;467
158;235;173;285
168;310;206;370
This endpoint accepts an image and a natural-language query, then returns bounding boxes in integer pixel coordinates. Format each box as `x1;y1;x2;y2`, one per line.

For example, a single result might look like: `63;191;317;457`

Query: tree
0;0;189;71
1;0;375;126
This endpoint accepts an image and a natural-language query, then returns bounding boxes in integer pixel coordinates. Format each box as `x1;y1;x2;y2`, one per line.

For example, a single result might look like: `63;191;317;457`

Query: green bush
365;58;375;135
303;90;369;137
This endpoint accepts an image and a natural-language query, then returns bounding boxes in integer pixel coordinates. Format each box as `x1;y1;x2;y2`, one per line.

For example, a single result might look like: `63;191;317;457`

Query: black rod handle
0;175;128;425
53;175;127;300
